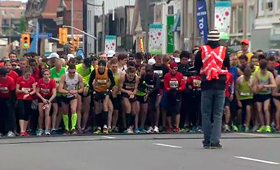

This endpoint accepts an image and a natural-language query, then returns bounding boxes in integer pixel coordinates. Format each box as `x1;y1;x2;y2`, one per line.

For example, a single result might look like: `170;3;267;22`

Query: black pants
17;100;32;121
0;98;16;134
180;91;191;128
189;90;202;127
166;92;181;117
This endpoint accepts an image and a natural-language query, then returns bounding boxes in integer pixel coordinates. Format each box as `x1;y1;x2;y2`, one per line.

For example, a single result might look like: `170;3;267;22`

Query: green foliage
19;16;26;33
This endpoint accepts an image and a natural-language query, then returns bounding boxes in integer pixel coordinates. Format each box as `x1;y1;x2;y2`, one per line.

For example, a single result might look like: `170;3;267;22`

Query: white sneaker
125;128;134;134
45;130;51;135
224;125;231;132
154;126;159;133
37;129;44;136
7;131;15;137
147;126;154;133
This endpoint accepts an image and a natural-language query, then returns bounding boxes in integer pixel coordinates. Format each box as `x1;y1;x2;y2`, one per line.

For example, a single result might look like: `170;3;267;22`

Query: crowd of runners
0;39;280;137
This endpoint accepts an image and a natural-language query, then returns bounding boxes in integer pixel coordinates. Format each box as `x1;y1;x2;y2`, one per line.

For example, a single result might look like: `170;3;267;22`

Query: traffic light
70;38;75;53
75;36;79;49
59;28;68;45
21;34;30;49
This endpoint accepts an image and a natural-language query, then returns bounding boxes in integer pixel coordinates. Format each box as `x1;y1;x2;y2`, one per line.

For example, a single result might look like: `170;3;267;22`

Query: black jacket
194;41;230;91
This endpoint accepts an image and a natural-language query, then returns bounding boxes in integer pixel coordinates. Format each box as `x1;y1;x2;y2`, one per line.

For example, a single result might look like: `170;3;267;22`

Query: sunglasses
69;71;75;74
12;64;18;66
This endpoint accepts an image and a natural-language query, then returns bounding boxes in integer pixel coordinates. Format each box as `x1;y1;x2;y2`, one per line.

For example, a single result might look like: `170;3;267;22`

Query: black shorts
121;92;136;102
79;91;91;98
94;92;108;101
254;94;271;103
136;95;148;104
52;96;62;107
38;96;51;103
61;95;77;104
224;97;230;107
274;96;280;101
239;99;253;108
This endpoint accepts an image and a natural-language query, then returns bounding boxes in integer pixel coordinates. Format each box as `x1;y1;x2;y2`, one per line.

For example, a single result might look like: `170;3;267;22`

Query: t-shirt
16;76;35;100
76;63;94;86
32;67;40;82
8;70;19;83
37;78;56;98
0;76;15;98
50;67;66;96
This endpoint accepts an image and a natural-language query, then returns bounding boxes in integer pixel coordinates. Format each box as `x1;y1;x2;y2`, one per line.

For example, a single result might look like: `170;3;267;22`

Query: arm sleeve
194;50;203;73
108;69;115;90
89;71;96;91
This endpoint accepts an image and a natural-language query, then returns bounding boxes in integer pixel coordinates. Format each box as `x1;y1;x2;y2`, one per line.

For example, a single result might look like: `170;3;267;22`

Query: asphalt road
0;133;279;170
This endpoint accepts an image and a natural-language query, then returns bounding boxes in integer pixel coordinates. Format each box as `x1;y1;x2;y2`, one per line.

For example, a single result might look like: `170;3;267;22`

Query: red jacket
164;72;186;93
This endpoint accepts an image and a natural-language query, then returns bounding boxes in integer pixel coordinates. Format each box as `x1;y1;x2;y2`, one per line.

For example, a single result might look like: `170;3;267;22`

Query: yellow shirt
237;51;254;63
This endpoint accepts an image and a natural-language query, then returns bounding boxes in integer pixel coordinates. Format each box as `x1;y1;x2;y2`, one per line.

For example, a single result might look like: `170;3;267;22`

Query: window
248;6;255;33
238;6;243;33
276;0;280;13
267;0;274;15
231;7;237;34
258;0;265;16
1;10;6;17
10;10;15;18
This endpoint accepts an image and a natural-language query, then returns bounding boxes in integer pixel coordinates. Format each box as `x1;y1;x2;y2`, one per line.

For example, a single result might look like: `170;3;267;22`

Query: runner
108;58;122;133
4;61;19;82
224;72;234;132
119;66;139;133
236;68;254;132
118;53;128;73
238;55;248;73
0;68;16;137
164;62;186;133
16;67;36;137
137;64;160;133
253;55;276;132
58;64;84;135
15;58;28;76
89;60;115;134
272;73;280;132
76;58;94;132
50;59;66;134
36;69;56;136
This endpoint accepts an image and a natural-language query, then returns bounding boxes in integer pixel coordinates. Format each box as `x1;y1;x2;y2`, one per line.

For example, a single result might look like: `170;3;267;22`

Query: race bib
170;80;178;88
41;88;50;94
154;70;163;78
183;76;188;82
97;79;107;85
22;88;31;92
0;87;9;93
240;92;250;96
193;79;201;87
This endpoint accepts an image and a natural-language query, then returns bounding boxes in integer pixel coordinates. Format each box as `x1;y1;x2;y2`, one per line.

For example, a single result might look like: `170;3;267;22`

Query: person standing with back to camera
194;30;230;149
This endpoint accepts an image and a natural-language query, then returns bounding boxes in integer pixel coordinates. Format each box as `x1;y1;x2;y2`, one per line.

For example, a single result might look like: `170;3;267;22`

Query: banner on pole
105;35;116;53
196;0;209;44
166;15;174;54
149;24;163;55
215;1;232;40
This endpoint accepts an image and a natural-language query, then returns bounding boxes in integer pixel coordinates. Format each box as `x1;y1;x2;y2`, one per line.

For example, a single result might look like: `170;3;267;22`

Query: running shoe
36;129;44;136
0;133;3;137
166;128;173;133
190;126;197;133
111;127;118;133
140;128;147;133
71;129;78;135
252;125;259;132
256;126;266;133
232;125;238;132
224;124;231;132
147;126;154;133
244;126;249;132
125;128;134;134
45;130;51;135
51;129;57;135
210;143;222;149
276;127;280;132
174;128;180;133
63;130;70;135
197;126;203;133
103;126;108;134
154;126;159;133
7;131;15;137
94;128;102;134
20;132;30;137
265;125;271;133
134;128;141;133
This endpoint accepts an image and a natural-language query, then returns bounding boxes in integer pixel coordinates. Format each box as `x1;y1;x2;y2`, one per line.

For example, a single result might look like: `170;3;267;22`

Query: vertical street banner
196;0;208;43
166;15;175;54
149;23;163;54
104;35;117;53
215;1;232;40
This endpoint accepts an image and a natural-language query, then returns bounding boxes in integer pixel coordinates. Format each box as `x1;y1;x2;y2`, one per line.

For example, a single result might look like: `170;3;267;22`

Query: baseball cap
0;67;8;76
241;39;250;46
148;58;156;65
107;50;115;57
170;62;178;69
47;52;59;59
84;58;92;67
67;54;75;61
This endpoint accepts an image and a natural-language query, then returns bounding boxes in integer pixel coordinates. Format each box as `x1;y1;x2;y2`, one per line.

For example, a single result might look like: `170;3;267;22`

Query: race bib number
193;79;201;87
54;78;61;87
0;87;9;93
183;76;188;82
22;88;31;92
240;92;250;96
154;70;163;78
41;88;50;94
170;80;178;88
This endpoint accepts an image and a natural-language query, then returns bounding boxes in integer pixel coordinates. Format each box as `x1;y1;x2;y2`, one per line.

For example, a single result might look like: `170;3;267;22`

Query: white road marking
101;136;116;139
153;143;182;149
237;133;269;137
234;156;280;165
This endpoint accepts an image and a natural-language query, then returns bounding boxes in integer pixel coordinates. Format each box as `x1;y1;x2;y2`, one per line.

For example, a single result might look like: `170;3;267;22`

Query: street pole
208;0;215;30
71;0;74;38
243;0;248;39
101;1;105;52
145;0;149;53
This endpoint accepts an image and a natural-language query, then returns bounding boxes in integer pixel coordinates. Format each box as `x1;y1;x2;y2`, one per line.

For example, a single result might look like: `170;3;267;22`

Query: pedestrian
194;29;230;149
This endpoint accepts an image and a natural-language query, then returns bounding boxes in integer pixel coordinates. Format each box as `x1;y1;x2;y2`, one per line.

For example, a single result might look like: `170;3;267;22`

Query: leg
210;90;225;145
82;95;91;130
140;103;148;129
38;103;44;130
51;103;58;130
61;101;69;131
263;99;271;126
107;99;113;128
245;105;252;127
123;98;132;129
256;102;265;126
155;94;162;127
44;104;51;131
70;98;78;131
77;95;82;130
273;98;280;130
132;101;139;129
201;91;213;145
102;95;110;128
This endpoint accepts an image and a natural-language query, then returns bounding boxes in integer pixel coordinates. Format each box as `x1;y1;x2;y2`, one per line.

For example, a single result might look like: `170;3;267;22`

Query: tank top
94;68;109;93
229;66;238;83
123;74;136;92
238;75;253;100
51;67;66;87
257;70;271;95
76;63;94;86
64;72;79;98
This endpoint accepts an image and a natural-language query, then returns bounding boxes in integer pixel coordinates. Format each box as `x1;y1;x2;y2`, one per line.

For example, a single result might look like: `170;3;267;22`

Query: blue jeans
201;90;225;145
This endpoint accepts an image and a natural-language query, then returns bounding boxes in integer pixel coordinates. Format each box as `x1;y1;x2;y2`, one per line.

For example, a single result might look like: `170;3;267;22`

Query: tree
19;16;26;33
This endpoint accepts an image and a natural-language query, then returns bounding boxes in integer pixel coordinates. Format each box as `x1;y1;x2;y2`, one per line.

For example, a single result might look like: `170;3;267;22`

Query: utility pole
182;0;188;50
145;0;149;53
71;0;74;38
243;0;248;39
102;1;105;52
208;0;215;30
